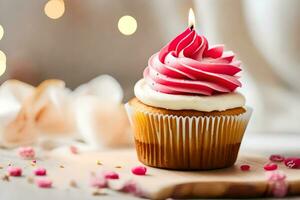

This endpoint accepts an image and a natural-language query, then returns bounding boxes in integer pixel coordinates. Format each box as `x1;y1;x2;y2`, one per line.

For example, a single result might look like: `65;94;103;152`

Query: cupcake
126;23;252;170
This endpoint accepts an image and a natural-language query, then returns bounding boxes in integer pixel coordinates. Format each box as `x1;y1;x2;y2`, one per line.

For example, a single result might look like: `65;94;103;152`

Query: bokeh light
0;60;6;77
118;15;137;36
0;25;3;41
44;0;65;19
0;50;6;63
0;51;6;77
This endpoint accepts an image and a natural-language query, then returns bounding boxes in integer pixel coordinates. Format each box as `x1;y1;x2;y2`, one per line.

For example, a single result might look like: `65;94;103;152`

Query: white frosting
134;79;246;112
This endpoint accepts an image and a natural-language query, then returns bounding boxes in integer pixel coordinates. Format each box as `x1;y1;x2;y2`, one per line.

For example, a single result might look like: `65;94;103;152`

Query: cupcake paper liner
126;103;252;170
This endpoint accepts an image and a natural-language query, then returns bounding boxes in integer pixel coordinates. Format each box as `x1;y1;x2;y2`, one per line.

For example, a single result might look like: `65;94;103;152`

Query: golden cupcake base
126;98;252;170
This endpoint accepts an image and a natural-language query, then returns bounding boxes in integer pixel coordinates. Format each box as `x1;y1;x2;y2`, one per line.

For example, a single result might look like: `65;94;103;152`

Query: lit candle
188;8;195;30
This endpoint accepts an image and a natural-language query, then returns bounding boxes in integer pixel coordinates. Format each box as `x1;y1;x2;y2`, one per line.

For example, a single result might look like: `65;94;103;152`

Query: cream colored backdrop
0;0;299;133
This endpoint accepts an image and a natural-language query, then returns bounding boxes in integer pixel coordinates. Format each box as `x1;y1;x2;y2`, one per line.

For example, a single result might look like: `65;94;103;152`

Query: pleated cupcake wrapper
125;104;252;170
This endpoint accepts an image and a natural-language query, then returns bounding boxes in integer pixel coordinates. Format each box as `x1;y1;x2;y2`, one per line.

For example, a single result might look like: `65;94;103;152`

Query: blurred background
0;0;299;134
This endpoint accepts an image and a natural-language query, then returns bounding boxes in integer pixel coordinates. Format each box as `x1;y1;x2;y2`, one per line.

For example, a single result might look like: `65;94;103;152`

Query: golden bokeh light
0;60;6;77
44;0;65;20
0;51;7;77
0;50;6;63
118;15;137;36
0;25;3;41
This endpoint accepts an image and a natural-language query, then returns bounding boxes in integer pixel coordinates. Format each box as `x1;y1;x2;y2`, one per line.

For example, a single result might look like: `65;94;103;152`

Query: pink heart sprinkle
18;147;35;159
284;157;300;169
103;171;119;179
269;154;285;162
36;178;52;188
240;164;250;171
34;167;47;176
131;166;147;176
264;163;278;171
7;167;22;177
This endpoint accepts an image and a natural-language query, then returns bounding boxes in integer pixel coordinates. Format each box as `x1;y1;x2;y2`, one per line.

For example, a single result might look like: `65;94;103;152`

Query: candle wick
189;25;194;30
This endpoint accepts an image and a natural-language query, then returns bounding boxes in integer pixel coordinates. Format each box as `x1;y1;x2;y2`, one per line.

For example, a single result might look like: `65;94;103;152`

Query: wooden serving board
52;149;300;199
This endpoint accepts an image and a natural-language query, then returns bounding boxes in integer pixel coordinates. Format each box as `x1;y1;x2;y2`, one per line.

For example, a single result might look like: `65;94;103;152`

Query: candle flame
188;8;195;29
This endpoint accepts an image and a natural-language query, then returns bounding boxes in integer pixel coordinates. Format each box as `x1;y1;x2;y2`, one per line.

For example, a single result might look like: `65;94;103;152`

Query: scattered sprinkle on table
27;177;34;184
240;164;250;171
34;167;47;176
36;178;52;188
2;175;10;181
92;189;106;196
90;175;108;188
115;166;122;168
284;157;300;169
269;154;285;162
69;180;77;188
59;165;64;168
69;145;78;154
131;166;147;176
7;166;22;176
103;171;119;179
264;163;278;171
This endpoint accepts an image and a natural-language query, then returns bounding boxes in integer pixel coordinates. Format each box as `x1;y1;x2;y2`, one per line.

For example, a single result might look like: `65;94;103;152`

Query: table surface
0;132;299;200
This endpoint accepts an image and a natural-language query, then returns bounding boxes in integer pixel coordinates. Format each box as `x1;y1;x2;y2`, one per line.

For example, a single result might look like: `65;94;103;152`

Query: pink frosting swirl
143;28;242;96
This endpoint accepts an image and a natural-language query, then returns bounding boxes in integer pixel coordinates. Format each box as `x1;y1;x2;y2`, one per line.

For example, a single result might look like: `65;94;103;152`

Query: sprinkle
27;177;34;184
59;165;64;168
36;178;52;188
69;145;78;154
92;189;106;196
240;164;250;171
7;166;22;176
96;160;102;165
18;147;35;159
266;171;287;197
34;167;47;176
0;166;3;169
131;166;147;176
69;180;77;188
121;179;142;196
8;163;12;166
264;163;278;171
103;171;119;179
266;170;286;182
90;175;107;188
269;154;285;162
2;175;10;181
115;166;122;168
284;157;300;169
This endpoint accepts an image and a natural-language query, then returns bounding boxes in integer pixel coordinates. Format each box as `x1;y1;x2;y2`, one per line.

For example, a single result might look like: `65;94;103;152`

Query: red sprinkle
264;163;278;171
69;146;78;154
284;157;300;169
103;171;119;179
269;155;285;162
90;176;107;188
34;167;47;176
240;164;250;171
36;178;52;188
131;166;147;176
7;167;22;177
18;147;35;159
